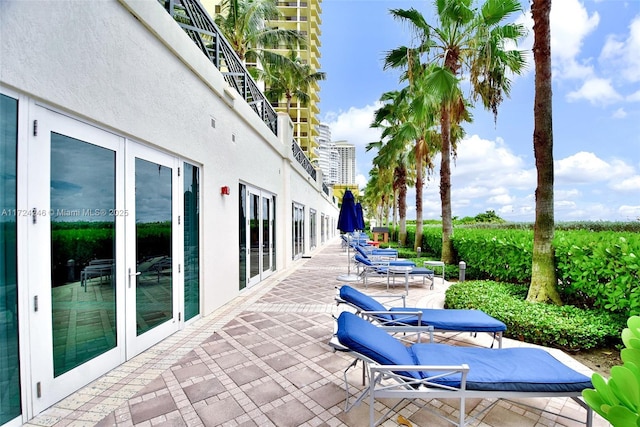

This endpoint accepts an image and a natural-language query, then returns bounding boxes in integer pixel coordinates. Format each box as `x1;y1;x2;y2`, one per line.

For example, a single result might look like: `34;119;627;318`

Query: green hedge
416;227;640;318
445;281;626;350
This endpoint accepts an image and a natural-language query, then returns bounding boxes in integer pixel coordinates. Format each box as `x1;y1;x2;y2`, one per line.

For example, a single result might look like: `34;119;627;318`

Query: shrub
445;281;625;350
583;316;640;426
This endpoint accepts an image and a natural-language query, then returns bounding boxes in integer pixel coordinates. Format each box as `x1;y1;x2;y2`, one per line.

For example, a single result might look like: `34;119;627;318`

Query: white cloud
556;151;614;183
600;15;640;83
610;175;640;191
556;199;578;210
628;90;640;102
556;188;582;200
511;12;535;75
619;205;640;220
322;103;381;148
566;77;622;105
323;103;638;222
550;0;600;79
355;173;368;190
487;193;515;205
451;135;534;189
424;135;537;220
612;108;628;119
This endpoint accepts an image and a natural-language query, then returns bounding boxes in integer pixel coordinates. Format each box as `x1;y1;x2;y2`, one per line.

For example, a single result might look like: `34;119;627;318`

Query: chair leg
459;397;465;427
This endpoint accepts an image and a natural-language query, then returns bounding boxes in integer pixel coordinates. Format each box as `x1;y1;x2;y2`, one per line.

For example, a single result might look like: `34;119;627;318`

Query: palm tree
214;0;306;66
254;51;326;115
371;81;440;252
527;0;562;305
363;167;393;228
385;0;527;263
369;90;414;246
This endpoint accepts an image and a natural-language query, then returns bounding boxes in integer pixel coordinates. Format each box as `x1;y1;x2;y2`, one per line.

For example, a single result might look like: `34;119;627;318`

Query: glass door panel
29;107;125;415
292;203;304;259
241;186;274;288
248;192;260;284
134;158;172;335
50;133;117;376
183;163;199;322
238;184;246;290
125;145;179;357
261;197;271;275
0;94;20;425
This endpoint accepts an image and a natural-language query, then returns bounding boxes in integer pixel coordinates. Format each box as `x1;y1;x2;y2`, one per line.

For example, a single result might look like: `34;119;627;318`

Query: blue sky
317;0;640;222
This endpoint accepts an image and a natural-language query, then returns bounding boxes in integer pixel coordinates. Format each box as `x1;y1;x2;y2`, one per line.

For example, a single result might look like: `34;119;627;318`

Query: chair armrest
369;363;470;391
361;310;424;326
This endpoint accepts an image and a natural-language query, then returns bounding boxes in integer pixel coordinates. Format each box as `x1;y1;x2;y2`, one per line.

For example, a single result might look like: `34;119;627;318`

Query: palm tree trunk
414;139;424;252
398;182;407;246
527;0;562;305
440;105;455;264
392;189;398;242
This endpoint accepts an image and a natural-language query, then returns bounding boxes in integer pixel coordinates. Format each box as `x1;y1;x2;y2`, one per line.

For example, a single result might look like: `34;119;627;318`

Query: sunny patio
25;238;608;427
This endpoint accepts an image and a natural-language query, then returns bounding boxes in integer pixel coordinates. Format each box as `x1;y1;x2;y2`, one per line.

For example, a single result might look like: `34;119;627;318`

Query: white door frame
23;106;184;416
26;106;126;415
124;142;182;358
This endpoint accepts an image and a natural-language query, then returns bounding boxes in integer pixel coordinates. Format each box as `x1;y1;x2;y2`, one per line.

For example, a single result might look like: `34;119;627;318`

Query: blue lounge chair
353;244;398;261
337;285;506;347
330;311;594;427
353;255;434;291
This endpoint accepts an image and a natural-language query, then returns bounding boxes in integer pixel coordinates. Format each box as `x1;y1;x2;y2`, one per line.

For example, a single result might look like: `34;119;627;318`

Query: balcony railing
292;140;316;180
159;0;278;135
159;0;317;181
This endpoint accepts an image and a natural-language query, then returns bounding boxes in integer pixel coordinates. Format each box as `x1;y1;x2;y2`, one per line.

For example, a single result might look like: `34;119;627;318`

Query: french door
124;144;181;357
240;184;274;289
27;107;182;414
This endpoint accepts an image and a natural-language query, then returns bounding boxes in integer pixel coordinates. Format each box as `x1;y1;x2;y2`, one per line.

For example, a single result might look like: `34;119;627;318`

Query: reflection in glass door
1;94;20;425
28;107;125;415
310;209;317;250
292;203;304;260
134;158;173;335
239;184;275;288
50;133;117;376
25;107;192;417
249;192;260;283
262;196;272;275
183;163;200;322
126;146;179;357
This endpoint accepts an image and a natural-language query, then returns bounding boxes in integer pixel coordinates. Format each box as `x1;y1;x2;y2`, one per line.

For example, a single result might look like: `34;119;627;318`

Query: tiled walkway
26;239;609;427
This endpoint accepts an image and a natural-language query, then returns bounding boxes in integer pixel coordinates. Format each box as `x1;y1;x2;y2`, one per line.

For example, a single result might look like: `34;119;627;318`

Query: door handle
128;268;141;288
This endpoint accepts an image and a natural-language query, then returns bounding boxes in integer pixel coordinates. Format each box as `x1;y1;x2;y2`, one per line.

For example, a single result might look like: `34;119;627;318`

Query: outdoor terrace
24;237;608;427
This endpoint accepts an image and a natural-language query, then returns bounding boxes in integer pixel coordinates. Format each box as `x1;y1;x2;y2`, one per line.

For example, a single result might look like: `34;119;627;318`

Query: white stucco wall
0;0;338;316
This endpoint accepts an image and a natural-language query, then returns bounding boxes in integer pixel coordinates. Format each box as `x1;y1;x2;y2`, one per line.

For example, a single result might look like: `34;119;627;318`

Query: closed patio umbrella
355;202;365;231
337;190;360;282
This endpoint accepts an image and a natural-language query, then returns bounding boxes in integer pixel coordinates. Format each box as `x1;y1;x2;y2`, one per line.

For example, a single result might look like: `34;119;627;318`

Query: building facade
335;140;357;185
0;1;337;425
315;123;339;185
272;0;323;159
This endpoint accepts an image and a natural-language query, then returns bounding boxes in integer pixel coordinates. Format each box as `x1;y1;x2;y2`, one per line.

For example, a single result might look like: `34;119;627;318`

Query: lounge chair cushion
337;311;421;380
354;253;414;268
339;285;392;321
378;267;433;275
340;286;504;332
410;343;593;392
337;312;592;392
387;308;506;332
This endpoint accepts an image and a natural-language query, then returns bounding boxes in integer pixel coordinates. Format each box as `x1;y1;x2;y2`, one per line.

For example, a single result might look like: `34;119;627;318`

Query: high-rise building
315;123;339;184
202;0;323;159
274;0;323;159
335;140;356;185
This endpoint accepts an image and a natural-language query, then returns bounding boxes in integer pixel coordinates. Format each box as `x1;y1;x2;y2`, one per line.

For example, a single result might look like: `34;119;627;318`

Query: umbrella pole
337;234;360;282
